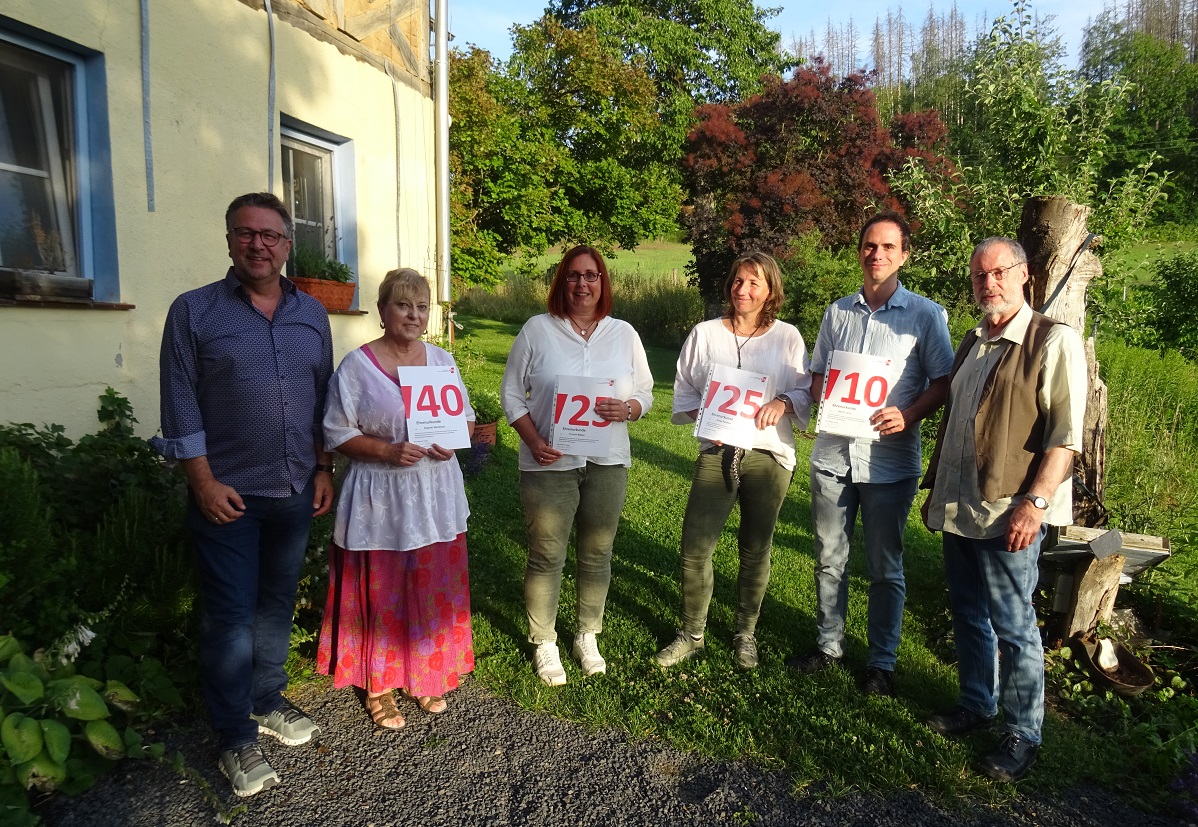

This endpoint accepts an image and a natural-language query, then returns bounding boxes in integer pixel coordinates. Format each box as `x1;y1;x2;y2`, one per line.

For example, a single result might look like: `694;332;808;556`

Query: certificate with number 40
398;366;472;450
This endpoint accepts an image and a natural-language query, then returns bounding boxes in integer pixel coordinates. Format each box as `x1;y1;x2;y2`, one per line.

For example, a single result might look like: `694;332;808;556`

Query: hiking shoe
252;700;320;746
976;732;1039;782
572;632;607;676
784;648;841;673
862;667;897;697
219;743;279;798
733;634;758;669
534;640;567;686
925;705;997;737
655;632;704;667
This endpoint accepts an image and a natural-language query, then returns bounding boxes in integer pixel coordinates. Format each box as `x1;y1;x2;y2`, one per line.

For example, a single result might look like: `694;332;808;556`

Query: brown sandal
402;689;447;714
365;692;405;729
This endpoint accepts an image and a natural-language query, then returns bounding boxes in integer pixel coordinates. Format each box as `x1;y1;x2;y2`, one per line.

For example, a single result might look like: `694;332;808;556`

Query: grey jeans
520;462;628;643
678;448;793;638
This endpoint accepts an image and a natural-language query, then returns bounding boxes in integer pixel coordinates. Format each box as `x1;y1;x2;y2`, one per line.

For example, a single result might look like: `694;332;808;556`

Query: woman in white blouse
654;252;812;671
500;246;654;686
316;269;474;730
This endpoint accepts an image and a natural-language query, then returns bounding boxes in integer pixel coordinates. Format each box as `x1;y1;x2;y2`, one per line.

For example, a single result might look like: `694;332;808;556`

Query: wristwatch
1024;493;1048;509
774;394;792;413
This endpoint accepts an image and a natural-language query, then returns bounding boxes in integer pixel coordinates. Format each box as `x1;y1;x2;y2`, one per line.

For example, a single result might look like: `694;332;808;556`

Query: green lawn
505;240;693;281
455;315;1153;809
1104;239;1197;285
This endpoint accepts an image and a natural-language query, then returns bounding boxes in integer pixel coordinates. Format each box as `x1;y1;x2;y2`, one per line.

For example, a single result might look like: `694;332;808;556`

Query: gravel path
36;677;1184;827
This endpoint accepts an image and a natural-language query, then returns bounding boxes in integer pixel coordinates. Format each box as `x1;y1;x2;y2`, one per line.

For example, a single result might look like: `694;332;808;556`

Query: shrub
1150;250;1198;360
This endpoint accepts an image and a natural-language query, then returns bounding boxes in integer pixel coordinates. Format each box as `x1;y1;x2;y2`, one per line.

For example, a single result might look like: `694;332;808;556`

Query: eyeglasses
229;227;289;247
564;271;600;283
970;263;1021;284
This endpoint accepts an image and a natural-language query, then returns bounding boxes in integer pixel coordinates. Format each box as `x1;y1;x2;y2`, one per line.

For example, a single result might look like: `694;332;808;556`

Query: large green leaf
1;713;43;764
83;720;124;760
46;677;109;721
0;672;44;705
39;718;71;765
0;635;22;665
102;679;139;713
14;748;67;792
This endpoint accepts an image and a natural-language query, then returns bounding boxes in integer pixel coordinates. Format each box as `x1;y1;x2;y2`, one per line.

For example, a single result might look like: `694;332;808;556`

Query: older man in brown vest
920;236;1086;783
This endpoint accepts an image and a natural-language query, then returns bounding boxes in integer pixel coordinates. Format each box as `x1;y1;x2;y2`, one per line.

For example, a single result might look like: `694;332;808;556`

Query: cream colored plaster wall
0;0;436;439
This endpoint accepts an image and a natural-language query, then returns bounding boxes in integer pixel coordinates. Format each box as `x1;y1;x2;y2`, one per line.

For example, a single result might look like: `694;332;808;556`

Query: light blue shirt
809;283;954;483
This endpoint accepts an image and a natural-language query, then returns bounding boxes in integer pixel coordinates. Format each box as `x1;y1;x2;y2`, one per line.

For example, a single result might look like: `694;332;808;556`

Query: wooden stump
1018;196;1108;527
1064;553;1125;639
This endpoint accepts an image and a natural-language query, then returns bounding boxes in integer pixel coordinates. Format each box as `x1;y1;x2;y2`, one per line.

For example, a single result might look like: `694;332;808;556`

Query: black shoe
785;648;841;673
862;667;896;697
976;732;1039;782
925;705;997;737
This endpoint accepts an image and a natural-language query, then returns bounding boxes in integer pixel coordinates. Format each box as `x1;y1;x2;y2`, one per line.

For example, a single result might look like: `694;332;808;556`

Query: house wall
0;0;437;438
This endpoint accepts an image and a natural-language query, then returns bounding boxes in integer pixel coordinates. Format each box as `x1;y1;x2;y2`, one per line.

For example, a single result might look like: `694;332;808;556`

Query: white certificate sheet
693;364;772;450
551;375;616;457
815;350;902;441
399;365;472;450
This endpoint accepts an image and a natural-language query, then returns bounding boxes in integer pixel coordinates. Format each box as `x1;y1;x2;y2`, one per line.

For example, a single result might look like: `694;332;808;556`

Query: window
0;23;118;303
280;120;357;295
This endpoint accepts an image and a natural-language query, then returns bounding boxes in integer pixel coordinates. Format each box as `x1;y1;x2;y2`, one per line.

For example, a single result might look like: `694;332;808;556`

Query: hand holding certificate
815;350;900;440
399;366;472;450
693;364;772;450
551;375;616;457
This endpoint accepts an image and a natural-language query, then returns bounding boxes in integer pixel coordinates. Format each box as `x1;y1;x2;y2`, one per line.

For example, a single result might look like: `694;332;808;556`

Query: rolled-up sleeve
671;326;704;424
1041;324;1088;454
628;330;655;416
149;297;207;460
500;325;534;425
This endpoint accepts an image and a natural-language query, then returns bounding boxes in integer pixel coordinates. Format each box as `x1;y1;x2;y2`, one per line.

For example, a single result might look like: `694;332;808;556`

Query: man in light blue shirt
786;212;954;696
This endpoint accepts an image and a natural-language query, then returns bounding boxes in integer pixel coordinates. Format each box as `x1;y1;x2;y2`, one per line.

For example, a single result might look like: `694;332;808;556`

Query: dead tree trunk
1018;195;1108;527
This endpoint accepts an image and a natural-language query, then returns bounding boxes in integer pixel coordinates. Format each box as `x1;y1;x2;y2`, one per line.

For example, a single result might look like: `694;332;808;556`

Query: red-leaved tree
682;60;952;301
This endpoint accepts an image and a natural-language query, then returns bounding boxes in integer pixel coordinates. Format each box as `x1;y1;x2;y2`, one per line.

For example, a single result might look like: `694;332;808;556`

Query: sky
444;0;1094;68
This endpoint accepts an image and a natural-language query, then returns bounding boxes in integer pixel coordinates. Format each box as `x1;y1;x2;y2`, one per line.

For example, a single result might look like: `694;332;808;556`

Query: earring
380;321;385;329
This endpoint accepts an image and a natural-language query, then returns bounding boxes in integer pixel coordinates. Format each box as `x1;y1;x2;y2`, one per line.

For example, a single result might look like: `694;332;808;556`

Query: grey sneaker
655;631;704;667
733;634;758;669
572;632;607;676
252;700;320;746
219;743;279;798
534;640;567;686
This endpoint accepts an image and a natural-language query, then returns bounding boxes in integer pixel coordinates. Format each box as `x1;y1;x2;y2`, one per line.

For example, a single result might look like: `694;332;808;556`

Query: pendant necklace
569;316;597;338
732;321;762;369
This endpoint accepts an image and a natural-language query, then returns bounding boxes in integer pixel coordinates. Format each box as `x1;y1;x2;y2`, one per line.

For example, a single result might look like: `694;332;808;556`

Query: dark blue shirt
151;268;333;497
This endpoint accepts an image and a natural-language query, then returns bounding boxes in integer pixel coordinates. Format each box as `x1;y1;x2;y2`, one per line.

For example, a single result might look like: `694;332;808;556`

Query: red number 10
823;369;888;407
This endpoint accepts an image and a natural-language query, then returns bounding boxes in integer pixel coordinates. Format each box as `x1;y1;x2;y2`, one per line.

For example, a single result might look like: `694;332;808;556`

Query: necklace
731;320;762;369
569;315;598;338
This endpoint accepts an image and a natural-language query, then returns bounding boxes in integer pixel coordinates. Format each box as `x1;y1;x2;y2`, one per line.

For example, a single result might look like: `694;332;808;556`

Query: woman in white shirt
316;269;474;730
500;246;654;686
654;252;812;670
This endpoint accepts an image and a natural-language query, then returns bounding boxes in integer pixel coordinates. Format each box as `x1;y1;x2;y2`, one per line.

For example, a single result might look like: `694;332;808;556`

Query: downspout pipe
434;0;451;306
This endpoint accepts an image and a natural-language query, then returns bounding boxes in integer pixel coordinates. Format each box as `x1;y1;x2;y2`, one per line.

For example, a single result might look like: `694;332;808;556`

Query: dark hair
378;267;431;307
858;211;911;253
971;236;1027;266
547;245;613;319
225;192;294;240
723;252;784;327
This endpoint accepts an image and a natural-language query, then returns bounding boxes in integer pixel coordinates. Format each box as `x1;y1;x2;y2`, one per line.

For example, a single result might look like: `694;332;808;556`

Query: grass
452;314;1180;810
510;240;694;281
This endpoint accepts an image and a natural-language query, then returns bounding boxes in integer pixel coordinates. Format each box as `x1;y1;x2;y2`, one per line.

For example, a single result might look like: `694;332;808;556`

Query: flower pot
290;276;355;311
472;421;498;447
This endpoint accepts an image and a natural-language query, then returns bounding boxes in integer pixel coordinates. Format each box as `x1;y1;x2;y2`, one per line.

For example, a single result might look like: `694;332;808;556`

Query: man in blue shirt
152;192;334;797
787;212;954;697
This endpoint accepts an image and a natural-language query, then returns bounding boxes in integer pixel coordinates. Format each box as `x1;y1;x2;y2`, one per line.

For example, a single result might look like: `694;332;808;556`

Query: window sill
0;298;135;310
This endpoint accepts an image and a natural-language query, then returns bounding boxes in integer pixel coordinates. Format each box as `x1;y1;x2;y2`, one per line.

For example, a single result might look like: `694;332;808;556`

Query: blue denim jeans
942;527;1047;745
810;468;917;670
520;462;628;643
187;478;315;750
679;448;792;638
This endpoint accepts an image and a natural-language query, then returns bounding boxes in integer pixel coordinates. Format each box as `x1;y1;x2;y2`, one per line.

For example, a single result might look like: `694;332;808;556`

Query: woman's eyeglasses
564;271;600;283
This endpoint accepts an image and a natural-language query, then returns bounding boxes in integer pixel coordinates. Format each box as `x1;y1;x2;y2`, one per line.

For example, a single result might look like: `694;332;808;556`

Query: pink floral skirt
316;533;474;697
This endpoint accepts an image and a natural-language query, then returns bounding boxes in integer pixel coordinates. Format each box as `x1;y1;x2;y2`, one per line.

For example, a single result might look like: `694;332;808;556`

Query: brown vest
923;311;1060;502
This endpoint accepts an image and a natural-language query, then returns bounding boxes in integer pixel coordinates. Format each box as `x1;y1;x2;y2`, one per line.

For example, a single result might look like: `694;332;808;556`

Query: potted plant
467;385;503;447
289;244;356;311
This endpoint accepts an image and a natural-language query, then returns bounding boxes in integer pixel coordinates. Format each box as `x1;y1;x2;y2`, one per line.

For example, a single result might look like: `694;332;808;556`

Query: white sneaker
572;632;607;676
534;640;567;686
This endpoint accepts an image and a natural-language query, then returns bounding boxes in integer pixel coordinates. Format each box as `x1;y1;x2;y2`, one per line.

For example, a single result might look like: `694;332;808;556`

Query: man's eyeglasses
970;263;1021;284
229;227;290;247
564;271;600;283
